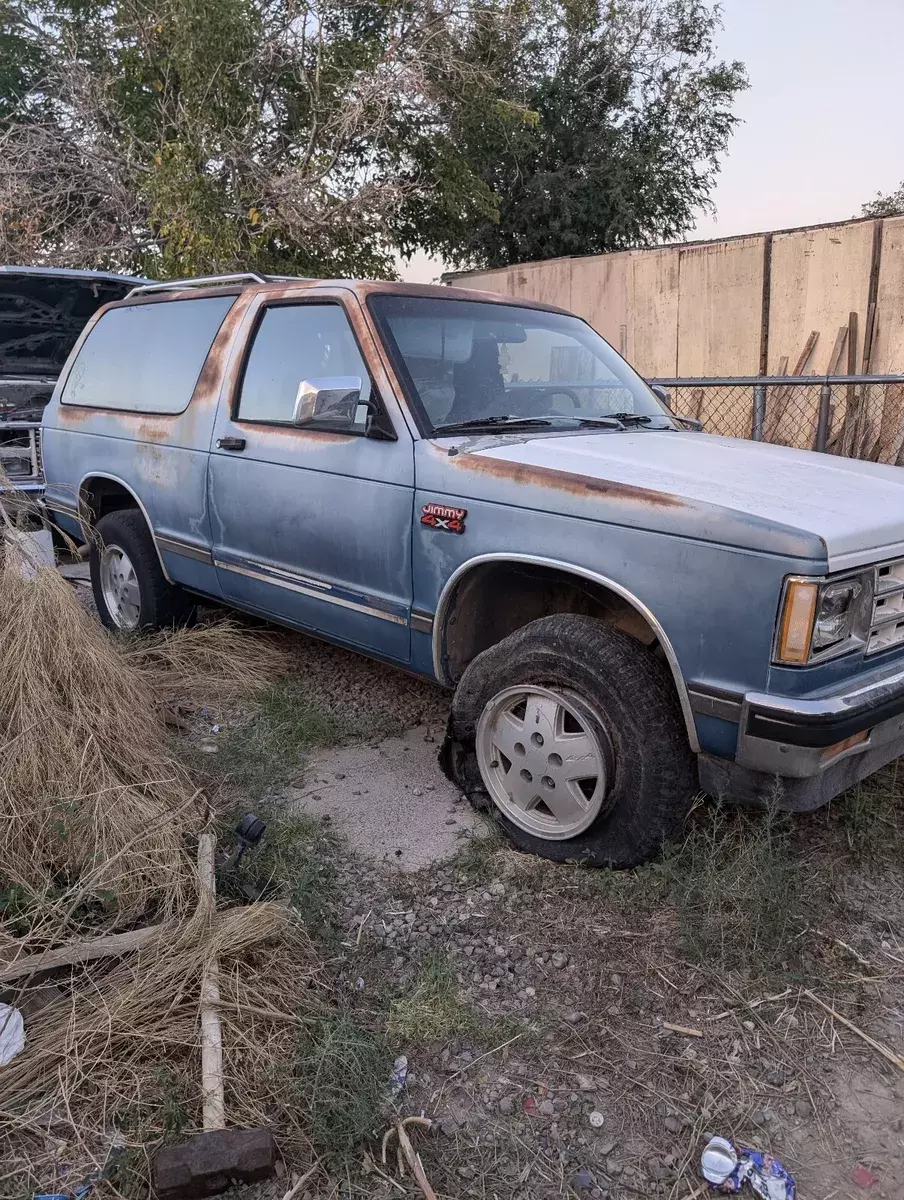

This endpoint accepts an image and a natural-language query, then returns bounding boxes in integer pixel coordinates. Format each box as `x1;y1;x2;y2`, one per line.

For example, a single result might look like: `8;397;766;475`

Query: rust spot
57;406;90;425
136;420;171;442
447;447;685;508
233;422;351;446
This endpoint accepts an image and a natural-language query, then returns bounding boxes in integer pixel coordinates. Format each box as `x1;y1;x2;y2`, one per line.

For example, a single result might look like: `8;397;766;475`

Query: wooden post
198;832;225;1132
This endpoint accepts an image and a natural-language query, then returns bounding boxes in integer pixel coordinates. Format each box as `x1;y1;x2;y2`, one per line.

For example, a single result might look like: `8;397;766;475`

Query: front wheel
445;614;697;867
90;509;194;631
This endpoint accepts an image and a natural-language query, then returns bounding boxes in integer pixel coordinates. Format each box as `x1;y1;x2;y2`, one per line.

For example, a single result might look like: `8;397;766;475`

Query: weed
658;800;809;975
293;1014;389;1159
835;764;904;858
208;677;374;802
218;803;339;943
451;823;504;881
387;951;475;1043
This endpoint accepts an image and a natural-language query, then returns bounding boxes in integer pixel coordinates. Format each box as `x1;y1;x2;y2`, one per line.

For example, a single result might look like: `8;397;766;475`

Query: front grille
0;422;42;484
868;558;904;654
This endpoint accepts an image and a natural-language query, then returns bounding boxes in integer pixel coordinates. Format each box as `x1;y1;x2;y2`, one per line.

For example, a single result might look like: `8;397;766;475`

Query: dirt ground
185;623;904;1200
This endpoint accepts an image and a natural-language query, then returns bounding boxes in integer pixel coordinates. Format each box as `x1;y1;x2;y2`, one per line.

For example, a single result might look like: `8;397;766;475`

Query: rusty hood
459;429;904;569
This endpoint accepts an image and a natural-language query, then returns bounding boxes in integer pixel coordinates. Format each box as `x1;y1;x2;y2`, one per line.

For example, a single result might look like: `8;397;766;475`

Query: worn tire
445;614;697;867
90;509;194;631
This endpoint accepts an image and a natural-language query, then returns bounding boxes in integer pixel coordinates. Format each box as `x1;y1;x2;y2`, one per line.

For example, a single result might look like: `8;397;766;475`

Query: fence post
752;383;766;441
815;382;832;453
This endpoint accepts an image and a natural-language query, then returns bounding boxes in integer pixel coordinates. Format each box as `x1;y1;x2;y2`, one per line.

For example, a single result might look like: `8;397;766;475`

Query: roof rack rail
123;272;270;300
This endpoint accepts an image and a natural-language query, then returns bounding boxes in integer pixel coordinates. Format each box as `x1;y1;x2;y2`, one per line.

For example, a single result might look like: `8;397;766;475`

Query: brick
153;1127;277;1199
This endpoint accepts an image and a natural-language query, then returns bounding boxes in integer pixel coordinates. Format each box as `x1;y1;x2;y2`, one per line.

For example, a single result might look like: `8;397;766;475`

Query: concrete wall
447;215;904;380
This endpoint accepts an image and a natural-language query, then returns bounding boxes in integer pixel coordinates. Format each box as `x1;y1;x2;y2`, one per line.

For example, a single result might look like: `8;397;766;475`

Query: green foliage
657;801;809;975
0;0;745;273
387;951;475;1043
862;181;904;218
209;676;369;802
293;1014;389;1158
410;0;748;267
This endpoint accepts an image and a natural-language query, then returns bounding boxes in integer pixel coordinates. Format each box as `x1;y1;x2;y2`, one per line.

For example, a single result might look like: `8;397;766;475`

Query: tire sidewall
451;616;697;867
90;511;168;630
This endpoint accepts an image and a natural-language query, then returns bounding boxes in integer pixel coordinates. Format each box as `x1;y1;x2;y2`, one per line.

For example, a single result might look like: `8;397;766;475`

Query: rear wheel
90;509;194;631
445;614;697;866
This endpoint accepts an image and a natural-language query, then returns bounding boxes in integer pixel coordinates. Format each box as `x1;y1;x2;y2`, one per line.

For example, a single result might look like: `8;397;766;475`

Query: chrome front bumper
740;661;904;777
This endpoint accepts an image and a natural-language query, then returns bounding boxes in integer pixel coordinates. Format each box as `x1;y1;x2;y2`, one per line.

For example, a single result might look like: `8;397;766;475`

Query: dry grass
0;508;331;1197
0;903;326;1199
123;619;286;713
0;549;202;937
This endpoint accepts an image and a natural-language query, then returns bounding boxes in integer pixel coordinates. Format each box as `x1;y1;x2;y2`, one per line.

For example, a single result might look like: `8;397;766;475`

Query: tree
0;0;745;276
862;183;904;219
0;0;517;277
408;0;748;269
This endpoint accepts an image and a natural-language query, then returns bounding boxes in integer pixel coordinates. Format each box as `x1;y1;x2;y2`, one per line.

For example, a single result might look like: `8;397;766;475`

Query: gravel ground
52;594;904;1200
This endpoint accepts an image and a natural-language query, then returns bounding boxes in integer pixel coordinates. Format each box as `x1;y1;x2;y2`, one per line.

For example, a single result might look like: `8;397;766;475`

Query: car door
208;288;414;662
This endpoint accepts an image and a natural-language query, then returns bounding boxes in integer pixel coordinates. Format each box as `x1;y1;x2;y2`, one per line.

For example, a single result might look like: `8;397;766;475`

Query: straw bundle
0;551;205;934
0;903;323;1199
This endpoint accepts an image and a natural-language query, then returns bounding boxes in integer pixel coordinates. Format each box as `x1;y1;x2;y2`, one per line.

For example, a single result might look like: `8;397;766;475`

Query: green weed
218;803;339;942
835;764;904;858
208;677;374;802
658;801;808;975
292;1014;389;1159
387;951;475;1043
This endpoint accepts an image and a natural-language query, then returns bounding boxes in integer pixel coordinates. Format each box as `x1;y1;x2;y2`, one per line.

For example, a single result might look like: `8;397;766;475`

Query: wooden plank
856;308;881;457
826;325;849;375
840;312;860;456
0;924;163;983
792;330;820;376
765;340;816;445
875;381;904;464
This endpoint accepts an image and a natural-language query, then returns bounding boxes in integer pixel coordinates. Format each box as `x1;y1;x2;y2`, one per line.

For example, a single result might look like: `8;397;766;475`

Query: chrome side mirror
650;383;672;410
293;377;363;427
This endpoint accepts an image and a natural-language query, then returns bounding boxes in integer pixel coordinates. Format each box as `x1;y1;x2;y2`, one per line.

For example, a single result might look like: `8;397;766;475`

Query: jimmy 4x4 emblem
421;502;467;534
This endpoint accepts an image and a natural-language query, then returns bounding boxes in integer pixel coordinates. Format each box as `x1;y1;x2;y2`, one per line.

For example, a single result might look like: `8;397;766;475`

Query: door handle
217;437;246;452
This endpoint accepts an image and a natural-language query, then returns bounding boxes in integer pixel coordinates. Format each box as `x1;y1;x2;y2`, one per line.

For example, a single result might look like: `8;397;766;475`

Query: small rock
551;952;569;969
445;818;457;826
576;1074;595;1091
498;1097;515;1116
664;1116;682;1134
573;1168;594;1189
566;1011;588;1025
439;1117;458;1136
794;1099;813;1119
539;1099;556;1116
457;1165;476;1180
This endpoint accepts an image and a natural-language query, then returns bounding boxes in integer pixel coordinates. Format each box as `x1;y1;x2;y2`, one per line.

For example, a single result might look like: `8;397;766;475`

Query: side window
61;296;235;413
238;303;371;427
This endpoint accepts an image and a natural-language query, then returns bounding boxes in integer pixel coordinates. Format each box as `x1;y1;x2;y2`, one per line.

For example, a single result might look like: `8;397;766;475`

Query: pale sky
399;0;904;282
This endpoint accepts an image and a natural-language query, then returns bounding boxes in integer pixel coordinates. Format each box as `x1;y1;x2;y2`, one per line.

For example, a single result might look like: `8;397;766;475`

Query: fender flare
432;552;699;753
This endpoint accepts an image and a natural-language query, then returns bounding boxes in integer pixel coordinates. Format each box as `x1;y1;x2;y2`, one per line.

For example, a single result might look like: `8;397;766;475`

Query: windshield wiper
572;416;626;429
609;412;674;430
432;415;555;435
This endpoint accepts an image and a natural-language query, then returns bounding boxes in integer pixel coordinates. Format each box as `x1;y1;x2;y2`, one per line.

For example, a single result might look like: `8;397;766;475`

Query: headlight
775;573;873;665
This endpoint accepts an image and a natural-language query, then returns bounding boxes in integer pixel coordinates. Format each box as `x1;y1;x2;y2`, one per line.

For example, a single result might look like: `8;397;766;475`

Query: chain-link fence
651;376;904;463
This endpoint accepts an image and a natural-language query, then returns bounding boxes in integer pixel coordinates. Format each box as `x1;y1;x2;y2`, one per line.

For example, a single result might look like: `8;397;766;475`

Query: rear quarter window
61;295;235;414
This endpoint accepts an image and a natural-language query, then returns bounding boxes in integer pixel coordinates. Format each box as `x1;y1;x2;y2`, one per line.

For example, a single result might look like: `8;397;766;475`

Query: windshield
369;295;674;433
